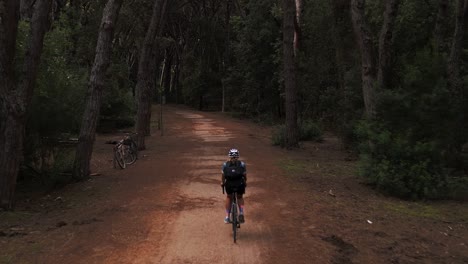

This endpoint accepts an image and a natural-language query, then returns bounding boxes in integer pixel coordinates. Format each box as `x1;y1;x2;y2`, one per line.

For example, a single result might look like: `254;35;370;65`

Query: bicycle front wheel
231;203;237;243
114;147;126;169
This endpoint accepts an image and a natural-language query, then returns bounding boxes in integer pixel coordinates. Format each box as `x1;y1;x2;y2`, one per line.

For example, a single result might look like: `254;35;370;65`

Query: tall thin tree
294;0;303;56
283;0;299;148
331;0;351;104
447;0;468;152
447;0;468;95
377;0;400;90
0;0;52;210
351;0;376;119
73;0;123;181
433;0;450;53
351;0;400;118
222;0;231;113
135;0;168;150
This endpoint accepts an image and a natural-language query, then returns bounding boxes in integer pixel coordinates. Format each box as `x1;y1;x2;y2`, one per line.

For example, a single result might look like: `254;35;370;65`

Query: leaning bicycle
107;133;138;169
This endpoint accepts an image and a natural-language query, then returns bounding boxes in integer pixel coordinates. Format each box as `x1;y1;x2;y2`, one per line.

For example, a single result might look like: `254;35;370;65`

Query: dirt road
1;104;467;264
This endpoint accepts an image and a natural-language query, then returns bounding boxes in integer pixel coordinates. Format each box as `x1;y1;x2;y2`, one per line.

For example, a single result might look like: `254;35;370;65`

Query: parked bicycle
106;133;138;169
223;185;242;243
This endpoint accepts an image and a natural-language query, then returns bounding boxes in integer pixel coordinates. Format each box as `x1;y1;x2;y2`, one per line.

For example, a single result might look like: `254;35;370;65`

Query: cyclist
221;148;247;224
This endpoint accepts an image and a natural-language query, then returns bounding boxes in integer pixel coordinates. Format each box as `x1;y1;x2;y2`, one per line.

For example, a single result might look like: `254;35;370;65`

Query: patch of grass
27;242;44;254
0;211;35;226
279;159;308;175
0;255;14;264
384;200;468;222
279;158;354;178
384;202;444;220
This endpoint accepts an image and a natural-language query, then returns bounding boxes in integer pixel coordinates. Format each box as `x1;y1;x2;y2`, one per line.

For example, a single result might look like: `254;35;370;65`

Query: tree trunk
173;54;181;104
447;0;468;95
283;0;299;148
0;0;51;210
377;0;400;90
20;0;34;19
0;1;20;75
331;0;351;103
0;0;21;210
433;0;450;53
293;0;303;56
351;0;376;119
18;0;52;105
222;0;231;112
135;0;167;150
162;50;173;101
73;0;123;181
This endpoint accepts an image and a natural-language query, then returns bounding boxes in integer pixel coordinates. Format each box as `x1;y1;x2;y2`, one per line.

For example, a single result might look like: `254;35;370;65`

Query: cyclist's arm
221;163;226;185
242;162;247;184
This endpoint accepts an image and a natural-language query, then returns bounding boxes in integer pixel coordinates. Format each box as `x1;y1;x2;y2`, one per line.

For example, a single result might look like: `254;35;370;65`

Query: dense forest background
1;0;467;209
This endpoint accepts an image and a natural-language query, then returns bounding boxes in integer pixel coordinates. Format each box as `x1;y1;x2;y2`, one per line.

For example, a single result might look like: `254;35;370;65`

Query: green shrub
46;148;75;187
356;121;468;200
445;177;468;200
271;125;286;147
299;121;323;141
19;145;75;190
272;121;323;147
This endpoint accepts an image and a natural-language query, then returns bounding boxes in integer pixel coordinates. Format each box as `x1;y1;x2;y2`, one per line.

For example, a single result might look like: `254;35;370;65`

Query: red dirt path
1;104;467;264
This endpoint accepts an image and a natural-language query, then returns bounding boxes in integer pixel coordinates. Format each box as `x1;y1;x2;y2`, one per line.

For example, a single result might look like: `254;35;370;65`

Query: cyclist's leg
224;186;233;223
237;186;246;223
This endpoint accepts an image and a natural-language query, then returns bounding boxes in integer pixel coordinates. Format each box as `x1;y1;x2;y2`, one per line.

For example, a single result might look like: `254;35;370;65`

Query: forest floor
1;104;468;264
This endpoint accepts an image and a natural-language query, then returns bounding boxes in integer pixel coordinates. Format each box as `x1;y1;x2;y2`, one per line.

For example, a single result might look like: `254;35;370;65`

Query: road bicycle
108;133;138;169
223;185;242;243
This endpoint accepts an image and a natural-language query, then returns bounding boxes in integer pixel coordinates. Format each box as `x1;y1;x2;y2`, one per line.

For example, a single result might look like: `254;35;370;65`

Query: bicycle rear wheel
231;202;237;243
129;140;138;159
124;147;137;165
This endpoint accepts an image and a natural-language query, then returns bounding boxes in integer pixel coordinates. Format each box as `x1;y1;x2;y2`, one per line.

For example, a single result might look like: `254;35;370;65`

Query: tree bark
18;0;53;107
222;0;231;113
73;0;123;181
433;0;450;53
351;0;376;119
447;0;468;96
173;53;181;104
0;0;52;210
0;0;21;211
135;0;167;150
331;0;351;103
377;0;400;90
293;0;303;56
20;0;34;19
162;49;173;101
283;0;299;148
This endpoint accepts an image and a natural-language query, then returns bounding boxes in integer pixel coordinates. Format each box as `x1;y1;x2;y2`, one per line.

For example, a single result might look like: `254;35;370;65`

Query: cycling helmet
228;148;240;158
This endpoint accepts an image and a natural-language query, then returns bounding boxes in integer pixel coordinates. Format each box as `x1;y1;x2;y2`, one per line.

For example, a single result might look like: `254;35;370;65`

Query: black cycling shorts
225;181;245;195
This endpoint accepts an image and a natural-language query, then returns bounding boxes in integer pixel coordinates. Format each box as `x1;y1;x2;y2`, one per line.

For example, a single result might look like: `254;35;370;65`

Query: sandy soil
1;104;467;264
